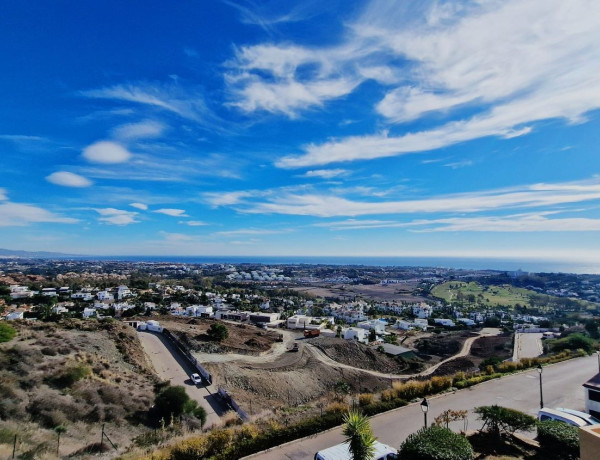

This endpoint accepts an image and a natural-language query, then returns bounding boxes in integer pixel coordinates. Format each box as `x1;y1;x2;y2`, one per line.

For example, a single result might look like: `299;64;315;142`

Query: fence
218;387;250;421
161;328;213;385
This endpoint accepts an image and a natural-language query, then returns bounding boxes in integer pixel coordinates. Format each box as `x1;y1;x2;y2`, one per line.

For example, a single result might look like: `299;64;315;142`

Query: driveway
137;331;227;428
513;332;544;361
244;354;597;459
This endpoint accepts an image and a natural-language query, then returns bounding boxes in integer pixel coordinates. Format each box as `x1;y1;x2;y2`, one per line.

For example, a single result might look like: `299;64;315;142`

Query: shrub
537;420;579;460
207;323;229;342
0;323;17;342
474;405;536;437
358;393;374;407
326;402;349;415
154;385;192;419
399;425;474;460
49;363;91;388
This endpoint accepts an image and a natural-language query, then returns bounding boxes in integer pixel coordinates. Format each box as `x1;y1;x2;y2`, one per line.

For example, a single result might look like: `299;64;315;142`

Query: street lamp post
537;364;544;409
596;351;599;373
421;398;429;428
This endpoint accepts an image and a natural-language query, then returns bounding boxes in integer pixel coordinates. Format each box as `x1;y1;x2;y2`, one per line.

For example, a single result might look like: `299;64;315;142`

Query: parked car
538;408;588;427
315;441;398;460
190;373;202;385
556;407;600;425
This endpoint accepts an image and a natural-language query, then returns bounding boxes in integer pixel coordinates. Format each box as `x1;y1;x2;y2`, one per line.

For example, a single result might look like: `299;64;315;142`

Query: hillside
0;319;157;458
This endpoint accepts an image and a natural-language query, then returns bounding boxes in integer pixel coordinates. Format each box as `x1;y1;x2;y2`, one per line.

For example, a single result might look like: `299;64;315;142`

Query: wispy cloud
444;160;473;169
0;202;78;226
180;220;208;226
212;178;600;217
130;202;148;210
95;208;139;225
0;188;8;201
215;228;290;236
46;171;93;188
153;208;188;217
111;120;167;140
81;81;211;123
302;169;349;179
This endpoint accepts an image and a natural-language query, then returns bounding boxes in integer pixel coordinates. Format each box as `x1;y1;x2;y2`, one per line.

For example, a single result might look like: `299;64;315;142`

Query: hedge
399;425;474;460
537;420;579;460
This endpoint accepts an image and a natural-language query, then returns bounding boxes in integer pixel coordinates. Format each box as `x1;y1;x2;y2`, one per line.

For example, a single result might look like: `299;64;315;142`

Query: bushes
399;425;474;460
475;405;536;437
537;420;579;460
0;323;17;342
207;323;229;342
358;393;374;407
49;363;91;388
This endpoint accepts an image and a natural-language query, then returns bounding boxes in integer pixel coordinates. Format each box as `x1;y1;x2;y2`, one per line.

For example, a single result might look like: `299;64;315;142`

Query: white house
52;306;69;315
9;285;33;299
186;305;214;317
5;311;24;320
434;318;455;327
72;292;94;301
344;327;368;343
287;315;314;329
117;285;133;300
457;318;476;327
394;320;413;331
96;291;114;302
357;319;386;334
41;288;57;297
584;373;600;419
412;303;432;319
83;308;96;318
260;300;270;310
413;318;429;330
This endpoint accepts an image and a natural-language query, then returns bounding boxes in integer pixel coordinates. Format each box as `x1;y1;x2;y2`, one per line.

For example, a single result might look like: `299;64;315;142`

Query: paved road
137;331;227;428
244;354;597;459
513;333;544;361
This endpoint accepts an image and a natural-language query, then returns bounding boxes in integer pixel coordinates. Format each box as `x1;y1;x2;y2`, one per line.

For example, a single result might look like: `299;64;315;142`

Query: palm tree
342;409;377;460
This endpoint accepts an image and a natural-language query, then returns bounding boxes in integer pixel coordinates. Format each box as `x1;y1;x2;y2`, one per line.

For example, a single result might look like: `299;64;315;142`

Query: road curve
244;354;596;459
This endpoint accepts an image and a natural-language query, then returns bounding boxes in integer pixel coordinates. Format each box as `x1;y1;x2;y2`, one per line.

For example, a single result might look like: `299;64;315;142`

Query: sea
91;255;600;275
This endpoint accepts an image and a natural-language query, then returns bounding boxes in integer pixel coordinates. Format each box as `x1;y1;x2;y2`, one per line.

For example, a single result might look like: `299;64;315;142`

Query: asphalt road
244;354;597;459
513;332;544;361
137;330;226;428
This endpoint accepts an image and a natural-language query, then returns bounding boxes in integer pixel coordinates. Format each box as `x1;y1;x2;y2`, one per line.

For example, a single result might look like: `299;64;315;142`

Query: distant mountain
0;248;82;259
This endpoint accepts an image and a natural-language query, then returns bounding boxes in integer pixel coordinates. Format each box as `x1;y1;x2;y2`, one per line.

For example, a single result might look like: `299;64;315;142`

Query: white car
190;373;202;385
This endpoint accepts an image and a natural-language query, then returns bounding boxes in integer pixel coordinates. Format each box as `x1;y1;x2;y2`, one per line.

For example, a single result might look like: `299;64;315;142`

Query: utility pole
12;434;17;459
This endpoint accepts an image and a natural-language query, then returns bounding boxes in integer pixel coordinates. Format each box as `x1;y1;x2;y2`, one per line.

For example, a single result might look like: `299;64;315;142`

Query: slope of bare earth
153;316;282;355
306;337;421;374
202;345;393;415
0;320;156;459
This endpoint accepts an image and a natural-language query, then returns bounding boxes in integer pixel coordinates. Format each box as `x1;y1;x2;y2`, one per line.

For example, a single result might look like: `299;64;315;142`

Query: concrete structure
249;312;280;324
583;373;600;419
394;320;413;330
71;292;94;301
344;327;368;343
413;318;429;330
457;318;476;326
9;285;33;299
96;291;114;302
186;305;214;317
412;303;432;318
83;307;96;318
287;315;314;329
434;318;455;327
357;319;386;334
117;285;133;300
580;425;600;460
215;310;251;321
5;311;24;320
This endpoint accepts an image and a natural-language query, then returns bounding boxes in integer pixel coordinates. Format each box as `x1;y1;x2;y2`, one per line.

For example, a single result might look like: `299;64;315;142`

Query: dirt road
512;332;543;361
137;331;227;428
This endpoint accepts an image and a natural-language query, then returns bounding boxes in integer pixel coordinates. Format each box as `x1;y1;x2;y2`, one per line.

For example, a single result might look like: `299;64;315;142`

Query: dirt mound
204;346;393;413
430;357;478;376
308;337;417;374
156;317;281;355
415;332;475;357
470;334;513;360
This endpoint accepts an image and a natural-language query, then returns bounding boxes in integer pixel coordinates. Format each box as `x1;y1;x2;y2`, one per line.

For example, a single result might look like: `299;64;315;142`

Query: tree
55;425;66;457
154;385;191;418
474;405;536;438
399;425;473;460
368;328;377;342
207;323;229;342
342;410;376;460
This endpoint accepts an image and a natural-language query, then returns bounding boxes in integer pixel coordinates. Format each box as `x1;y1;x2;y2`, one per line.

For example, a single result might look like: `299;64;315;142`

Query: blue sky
2;0;600;263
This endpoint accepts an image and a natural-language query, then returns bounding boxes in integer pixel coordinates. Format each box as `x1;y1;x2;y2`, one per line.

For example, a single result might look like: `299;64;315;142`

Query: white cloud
153;208;188;217
0;188;7;201
130;202;148;210
0;202;78;226
81;82;210;122
180;220;208;226
83;141;132;164
444;160;473;169
303;169;349;179
215;228;289;236
159;231;194;242
216;178;600;217
95;208;139;225
46;171;93;188
111;120;167;140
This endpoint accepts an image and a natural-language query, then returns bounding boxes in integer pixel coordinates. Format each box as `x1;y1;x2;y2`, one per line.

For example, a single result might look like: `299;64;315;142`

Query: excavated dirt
203;346;393;412
155;316;282;355
307;336;420;374
414;331;476;358
469;333;514;360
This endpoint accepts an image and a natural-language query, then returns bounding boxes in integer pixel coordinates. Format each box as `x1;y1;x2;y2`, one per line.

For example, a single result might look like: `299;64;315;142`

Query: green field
432;281;543;308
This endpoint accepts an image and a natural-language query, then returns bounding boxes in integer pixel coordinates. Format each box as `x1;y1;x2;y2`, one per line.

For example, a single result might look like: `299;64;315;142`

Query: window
540;415;552;421
588;389;600;403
